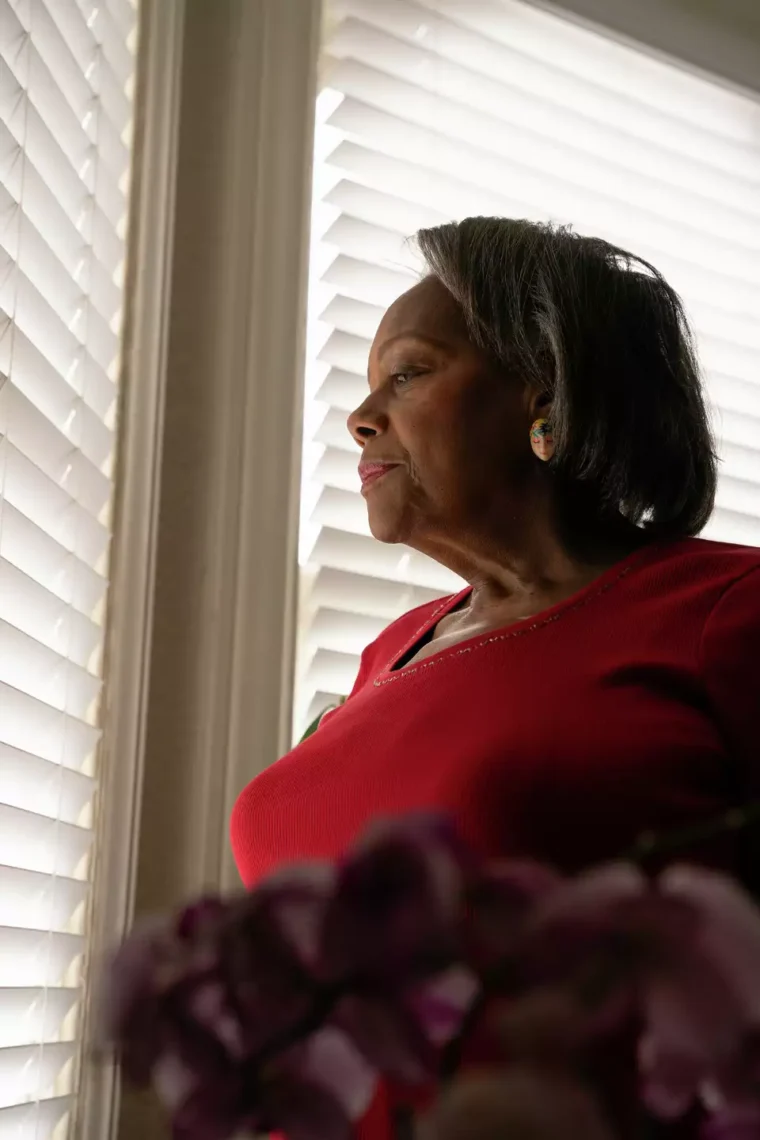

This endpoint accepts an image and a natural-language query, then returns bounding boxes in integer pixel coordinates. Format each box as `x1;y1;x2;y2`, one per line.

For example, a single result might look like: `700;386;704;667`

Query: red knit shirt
231;536;760;1136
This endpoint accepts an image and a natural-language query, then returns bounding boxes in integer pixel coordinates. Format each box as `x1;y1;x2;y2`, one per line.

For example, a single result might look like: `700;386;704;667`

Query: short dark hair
415;216;717;539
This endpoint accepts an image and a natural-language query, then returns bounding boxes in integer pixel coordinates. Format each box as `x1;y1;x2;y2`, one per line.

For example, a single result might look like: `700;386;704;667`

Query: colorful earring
530;418;555;462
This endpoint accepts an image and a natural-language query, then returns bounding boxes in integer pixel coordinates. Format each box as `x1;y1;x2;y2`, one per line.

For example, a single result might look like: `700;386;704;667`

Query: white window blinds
0;0;137;1136
295;0;760;734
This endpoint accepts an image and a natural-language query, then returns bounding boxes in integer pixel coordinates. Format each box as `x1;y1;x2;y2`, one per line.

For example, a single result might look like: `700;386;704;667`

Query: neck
411;497;649;618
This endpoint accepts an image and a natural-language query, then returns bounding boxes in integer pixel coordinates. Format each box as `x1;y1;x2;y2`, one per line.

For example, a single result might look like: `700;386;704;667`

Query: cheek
396;380;524;495
460;389;527;475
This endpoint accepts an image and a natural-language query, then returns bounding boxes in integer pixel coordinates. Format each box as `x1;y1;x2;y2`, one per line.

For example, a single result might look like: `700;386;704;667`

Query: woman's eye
391;369;421;387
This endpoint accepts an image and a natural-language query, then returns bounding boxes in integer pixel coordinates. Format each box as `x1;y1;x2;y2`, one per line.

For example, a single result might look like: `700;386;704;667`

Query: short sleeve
699;566;760;788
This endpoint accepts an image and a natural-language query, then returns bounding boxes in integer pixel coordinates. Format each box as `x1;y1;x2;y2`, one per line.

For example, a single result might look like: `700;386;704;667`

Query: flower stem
392;1105;416;1140
622;799;760;870
256;983;344;1067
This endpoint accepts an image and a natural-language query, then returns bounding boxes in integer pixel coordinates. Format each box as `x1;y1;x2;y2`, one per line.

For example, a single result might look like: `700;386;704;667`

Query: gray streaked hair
415;217;717;538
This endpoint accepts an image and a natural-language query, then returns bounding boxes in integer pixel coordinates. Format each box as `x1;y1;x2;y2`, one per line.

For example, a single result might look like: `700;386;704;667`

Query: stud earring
530;418;555;462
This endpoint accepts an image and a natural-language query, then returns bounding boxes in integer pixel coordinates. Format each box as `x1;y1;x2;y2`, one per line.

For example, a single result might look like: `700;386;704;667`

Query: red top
231;537;760;1136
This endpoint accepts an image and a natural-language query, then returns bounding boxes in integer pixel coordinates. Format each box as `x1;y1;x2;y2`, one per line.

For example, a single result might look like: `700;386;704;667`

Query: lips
358;462;400;489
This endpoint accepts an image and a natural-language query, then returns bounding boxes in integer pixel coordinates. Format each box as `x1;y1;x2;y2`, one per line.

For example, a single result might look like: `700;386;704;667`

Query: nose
347;392;388;447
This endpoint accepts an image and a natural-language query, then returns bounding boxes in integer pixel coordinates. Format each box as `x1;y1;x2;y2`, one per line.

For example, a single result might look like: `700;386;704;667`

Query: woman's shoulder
644;535;760;600
636;536;760;688
669;538;760;773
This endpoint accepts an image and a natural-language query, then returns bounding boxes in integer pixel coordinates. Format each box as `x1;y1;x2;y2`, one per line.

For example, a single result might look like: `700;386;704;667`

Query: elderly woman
231;217;760;1138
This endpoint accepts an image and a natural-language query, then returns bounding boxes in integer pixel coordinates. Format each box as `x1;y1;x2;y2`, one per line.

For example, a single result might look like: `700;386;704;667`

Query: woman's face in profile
348;276;535;550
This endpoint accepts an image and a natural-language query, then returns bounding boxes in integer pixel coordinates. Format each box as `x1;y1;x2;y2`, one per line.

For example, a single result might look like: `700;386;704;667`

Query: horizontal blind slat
0;131;124;296
0;18;129;192
0;311;117;438
0;506;107;617
37;0;135;90
0;618;101;719
312;486;370;537
0;803;92;878
0;94;125;271
0;679;100;768
0;379;112;518
703;510;760;546
302;648;362;699
311;566;443;619
409;0;760;144
0;330;114;470
0;1041;76;1111
329;95;760;285
0;261;120;378
323;164;760;319
0;927;83;987
328;28;760;221
316;366;371;413
0;1094;71;1140
334;0;760;164
0;865;88;931
0;438;110;566
43;0;134;124
0;987;80;1049
0;742;95;821
106;0;139;42
311;526;461;592
306;607;387;656
0;560;102;671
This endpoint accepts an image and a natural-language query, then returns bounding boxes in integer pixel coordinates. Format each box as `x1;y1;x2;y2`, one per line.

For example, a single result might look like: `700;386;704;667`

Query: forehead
373;276;470;347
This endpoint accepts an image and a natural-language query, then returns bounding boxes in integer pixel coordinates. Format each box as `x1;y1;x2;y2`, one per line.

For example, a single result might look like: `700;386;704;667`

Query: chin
365;495;416;545
367;511;408;545
364;482;422;545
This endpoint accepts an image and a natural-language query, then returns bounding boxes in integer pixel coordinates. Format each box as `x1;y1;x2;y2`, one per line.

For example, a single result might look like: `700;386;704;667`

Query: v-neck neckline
377;540;669;683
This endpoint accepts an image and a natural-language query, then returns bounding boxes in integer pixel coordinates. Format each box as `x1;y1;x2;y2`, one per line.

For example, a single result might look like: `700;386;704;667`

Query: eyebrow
375;332;452;361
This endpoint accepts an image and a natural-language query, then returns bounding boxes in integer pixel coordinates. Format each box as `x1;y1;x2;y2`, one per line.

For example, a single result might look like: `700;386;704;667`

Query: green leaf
297;697;346;745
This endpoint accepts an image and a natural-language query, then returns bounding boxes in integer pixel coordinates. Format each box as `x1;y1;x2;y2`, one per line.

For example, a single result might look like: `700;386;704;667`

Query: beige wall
546;0;760;92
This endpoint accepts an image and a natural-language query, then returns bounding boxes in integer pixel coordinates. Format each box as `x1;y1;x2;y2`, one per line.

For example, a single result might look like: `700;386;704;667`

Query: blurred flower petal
465;861;563;970
259;862;336;967
408;967;479;1046
217;877;330;1056
263;1028;376;1140
660;867;760;1023
176;896;228;941
153;1051;197;1114
639;1032;703;1119
334;992;438;1084
700;1104;760;1140
640;867;760;1116
97;914;175;1083
298;1026;378;1121
321;814;468;986
186;980;246;1060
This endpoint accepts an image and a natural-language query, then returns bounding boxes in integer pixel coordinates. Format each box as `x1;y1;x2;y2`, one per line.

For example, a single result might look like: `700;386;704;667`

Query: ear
526;387;553;424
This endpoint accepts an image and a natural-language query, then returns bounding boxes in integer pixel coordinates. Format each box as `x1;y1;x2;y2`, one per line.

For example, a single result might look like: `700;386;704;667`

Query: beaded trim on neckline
374;552;650;687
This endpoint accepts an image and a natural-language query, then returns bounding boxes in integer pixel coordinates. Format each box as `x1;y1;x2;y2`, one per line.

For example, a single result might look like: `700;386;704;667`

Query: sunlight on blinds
0;0;138;1135
295;0;760;733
